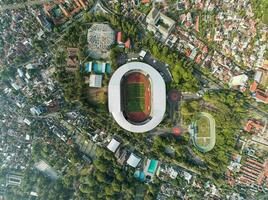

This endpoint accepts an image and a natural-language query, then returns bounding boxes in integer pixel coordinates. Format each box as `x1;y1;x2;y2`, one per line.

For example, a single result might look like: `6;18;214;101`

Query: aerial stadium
190;112;216;153
108;62;166;133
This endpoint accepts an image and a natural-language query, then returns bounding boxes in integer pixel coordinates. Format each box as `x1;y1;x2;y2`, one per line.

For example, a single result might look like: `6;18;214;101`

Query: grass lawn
262;3;268;25
125;83;145;112
196;116;210;138
260;73;268;88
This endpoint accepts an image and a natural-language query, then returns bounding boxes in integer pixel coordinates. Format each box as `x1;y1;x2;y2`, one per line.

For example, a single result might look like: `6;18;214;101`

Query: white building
146;7;175;41
89;74;102;88
107;138;120;153
254;71;263;83
229;74;248;87
127;153;141;168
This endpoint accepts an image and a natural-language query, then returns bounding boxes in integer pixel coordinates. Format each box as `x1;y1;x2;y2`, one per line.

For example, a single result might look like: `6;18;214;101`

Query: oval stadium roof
108;62;166;133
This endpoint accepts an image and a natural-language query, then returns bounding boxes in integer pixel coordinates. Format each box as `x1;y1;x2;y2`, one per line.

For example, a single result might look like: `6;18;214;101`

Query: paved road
0;0;54;11
182;93;201;100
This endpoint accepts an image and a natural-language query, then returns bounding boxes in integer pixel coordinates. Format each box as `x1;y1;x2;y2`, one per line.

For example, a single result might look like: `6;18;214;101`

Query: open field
260;72;268;88
87;87;107;104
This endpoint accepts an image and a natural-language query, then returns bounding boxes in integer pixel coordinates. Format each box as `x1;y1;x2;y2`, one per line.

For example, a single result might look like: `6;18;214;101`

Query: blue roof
105;63;111;74
85;61;111;74
85;62;92;73
134;171;145;181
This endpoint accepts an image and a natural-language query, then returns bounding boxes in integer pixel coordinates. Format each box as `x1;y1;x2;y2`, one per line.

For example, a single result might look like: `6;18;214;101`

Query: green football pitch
125;83;145;112
196;117;210;138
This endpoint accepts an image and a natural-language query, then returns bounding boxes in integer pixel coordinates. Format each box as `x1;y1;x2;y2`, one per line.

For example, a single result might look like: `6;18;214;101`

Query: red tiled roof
244;120;264;133
125;38;131;49
185;49;191;57
256;89;268;103
202;46;208;53
141;0;150;3
250;81;258;92
117;32;122;44
195;16;199;32
244;122;253;132
195;54;202;63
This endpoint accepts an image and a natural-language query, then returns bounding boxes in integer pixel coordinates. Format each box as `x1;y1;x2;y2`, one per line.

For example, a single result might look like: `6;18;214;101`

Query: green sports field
192;112;216;153
196;117;210;138
125;83;145;112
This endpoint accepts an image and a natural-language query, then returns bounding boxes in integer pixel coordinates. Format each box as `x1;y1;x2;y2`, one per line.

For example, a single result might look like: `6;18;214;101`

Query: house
244;119;264;133
141;0;150;3
23;118;31;126
107;138;120;153
127;153;141;168
250;81;258;92
183;171;192;183
17;69;24;77
156;164;178;180
89;74;102;88
30;107;43;116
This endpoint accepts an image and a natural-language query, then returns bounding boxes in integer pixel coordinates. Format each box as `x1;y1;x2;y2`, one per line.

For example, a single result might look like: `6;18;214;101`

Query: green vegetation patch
125;83;145;112
262;3;268;25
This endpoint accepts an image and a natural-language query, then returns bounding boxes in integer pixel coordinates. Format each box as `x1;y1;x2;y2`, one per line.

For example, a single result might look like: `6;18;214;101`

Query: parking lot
143;53;173;83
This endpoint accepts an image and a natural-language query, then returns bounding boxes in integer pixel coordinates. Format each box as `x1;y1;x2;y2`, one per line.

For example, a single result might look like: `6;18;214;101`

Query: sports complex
190;112;216;153
108;62;166;133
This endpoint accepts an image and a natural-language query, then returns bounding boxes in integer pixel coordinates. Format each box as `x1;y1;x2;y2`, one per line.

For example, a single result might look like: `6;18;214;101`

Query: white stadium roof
108;62;166;133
